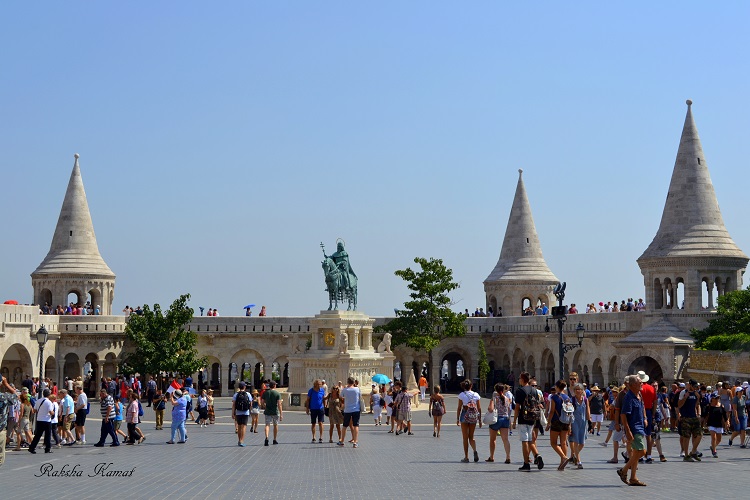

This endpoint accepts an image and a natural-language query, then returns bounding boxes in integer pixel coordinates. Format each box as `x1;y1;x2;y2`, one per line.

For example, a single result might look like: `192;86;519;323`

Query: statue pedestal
288;310;395;404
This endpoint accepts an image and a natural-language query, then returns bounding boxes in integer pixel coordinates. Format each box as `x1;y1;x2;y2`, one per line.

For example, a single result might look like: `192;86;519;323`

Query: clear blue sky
2;2;749;316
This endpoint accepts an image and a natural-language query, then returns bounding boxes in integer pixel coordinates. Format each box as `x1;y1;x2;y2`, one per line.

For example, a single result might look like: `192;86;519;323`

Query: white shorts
590;414;604;423
518;424;534;442
372;405;382;415
708;426;724;434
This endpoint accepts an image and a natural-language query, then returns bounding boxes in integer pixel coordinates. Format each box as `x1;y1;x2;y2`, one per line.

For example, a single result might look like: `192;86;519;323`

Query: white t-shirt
75;392;88;412
50;402;59;424
458;390;480;405
35;398;55;422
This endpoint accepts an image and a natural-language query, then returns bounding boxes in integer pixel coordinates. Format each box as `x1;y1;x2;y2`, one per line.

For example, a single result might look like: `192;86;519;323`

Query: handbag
483;409;498;426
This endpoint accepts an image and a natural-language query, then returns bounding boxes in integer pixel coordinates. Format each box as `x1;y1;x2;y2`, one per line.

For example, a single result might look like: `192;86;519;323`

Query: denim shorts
489;416;510;430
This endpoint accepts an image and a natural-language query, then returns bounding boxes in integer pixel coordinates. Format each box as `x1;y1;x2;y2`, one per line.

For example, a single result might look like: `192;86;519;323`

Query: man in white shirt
74;385;88;444
29;389;55;454
59;389;75;445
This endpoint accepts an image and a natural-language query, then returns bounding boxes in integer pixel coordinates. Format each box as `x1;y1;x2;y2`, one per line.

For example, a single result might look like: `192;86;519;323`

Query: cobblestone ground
1;396;748;499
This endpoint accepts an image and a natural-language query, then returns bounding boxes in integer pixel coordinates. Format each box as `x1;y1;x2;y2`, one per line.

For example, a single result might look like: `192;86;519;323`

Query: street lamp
546;283;586;381
36;325;49;399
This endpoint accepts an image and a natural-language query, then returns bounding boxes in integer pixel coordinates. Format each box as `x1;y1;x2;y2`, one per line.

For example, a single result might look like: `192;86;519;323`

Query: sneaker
518;463;531;471
239;443;246;447
264;439;269;446
711;449;717;458
660;455;667;462
683;455;695;462
312;439;316;443
621;451;629;461
336;441;344;446
691;453;701;462
741;445;747;449
680;451;685;457
599;442;608;447
696;451;703;457
272;440;278;445
728;440;733;446
353;443;358;448
534;455;544;470
645;457;653;464
318;438;323;443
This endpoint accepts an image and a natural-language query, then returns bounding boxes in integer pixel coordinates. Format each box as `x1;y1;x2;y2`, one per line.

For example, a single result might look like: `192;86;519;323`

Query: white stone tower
31;154;116;314
484;169;559;316
637;101;748;312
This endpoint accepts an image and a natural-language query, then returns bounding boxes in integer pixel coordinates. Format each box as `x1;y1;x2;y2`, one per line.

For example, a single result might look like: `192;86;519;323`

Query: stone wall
686;350;750;382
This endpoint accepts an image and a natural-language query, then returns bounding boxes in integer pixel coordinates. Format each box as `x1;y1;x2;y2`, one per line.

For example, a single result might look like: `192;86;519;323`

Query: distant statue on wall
340;332;349;354
377;332;392;353
321;239;358;311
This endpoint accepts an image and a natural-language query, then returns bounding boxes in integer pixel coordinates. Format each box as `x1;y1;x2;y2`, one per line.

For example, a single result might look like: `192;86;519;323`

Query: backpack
558;395;575;424
137;400;144;417
462;393;480;424
432;398;444;416
235;391;250;412
185;396;193;413
521;386;541;422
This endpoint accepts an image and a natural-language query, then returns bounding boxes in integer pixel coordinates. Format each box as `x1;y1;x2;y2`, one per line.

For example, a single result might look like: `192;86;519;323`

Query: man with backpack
512;372;544;471
232;382;252;447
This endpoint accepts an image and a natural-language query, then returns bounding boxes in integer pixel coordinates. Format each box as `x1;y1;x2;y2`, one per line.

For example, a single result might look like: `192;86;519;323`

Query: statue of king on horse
321;239;358;311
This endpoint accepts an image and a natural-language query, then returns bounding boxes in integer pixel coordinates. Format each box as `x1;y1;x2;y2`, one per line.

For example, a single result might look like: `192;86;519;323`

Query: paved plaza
1;395;748;499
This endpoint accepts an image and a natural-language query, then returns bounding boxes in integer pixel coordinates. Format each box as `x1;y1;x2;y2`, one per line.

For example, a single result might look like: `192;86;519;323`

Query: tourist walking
250;389;260;432
419;375;428;401
547;380;572;470
126;393;143;444
729;387;747;447
153;390;165;430
339;377;361;448
618;374;647;486
486;383;511;463
113;396;128;442
262;380;283;446
197;390;209;427
428;385;446;438
677;379;702;461
73;384;87;444
706;393;728;457
58;389;75;445
588;385;605;435
570;383;590;468
384;387;394;431
29;389;55;454
393;381;413;435
457;379;482;463
232;382;251;447
167;389;187;444
513;372;544;471
146;376;156;407
326;386;344;443
0;385;19;465
306;379;326;443
13;393;32;451
94;388;119;447
370;386;383;425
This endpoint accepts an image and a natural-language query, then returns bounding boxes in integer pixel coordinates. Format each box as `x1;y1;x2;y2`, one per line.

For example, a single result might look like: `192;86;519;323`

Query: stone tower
637;101;748;312
484;169;559;316
31;154;116;314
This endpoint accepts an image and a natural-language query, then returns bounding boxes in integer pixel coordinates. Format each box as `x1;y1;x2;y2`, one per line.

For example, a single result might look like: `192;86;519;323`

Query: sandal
505;459;511;464
606;458;618;464
557;458;569;471
629;479;647;487
617;468;628;484
485;458;494;462
460;458;470;463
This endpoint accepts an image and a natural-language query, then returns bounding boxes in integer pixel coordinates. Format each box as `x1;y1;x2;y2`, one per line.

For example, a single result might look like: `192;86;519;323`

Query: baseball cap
238;382;246;389
679;382;686;388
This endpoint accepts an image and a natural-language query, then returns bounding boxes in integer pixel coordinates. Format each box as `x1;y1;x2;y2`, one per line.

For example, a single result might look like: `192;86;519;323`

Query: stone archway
63;353;81;380
608;356;619;386
45;356;56;381
592;358;604;387
1;343;33;387
540;349;555;391
627;356;665;384
512;348;525;375
441;352;466;392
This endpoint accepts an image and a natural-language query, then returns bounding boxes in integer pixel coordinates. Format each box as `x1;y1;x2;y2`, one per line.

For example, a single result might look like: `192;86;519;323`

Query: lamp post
36;325;49;399
545;283;585;381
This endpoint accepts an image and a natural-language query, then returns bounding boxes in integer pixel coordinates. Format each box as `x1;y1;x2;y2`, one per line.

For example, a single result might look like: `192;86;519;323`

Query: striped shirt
100;395;115;419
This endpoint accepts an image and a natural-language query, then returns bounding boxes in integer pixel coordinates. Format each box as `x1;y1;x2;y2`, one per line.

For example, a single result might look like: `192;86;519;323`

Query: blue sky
2;2;749;316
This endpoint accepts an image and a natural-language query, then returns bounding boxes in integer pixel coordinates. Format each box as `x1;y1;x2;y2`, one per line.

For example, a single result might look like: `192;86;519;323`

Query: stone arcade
1;101;748;397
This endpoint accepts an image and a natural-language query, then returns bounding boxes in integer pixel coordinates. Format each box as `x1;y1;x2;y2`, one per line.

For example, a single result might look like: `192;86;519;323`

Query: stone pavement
1;395;748;499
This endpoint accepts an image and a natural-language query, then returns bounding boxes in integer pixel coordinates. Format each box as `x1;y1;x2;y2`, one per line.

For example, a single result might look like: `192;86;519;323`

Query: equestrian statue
321;239;358;311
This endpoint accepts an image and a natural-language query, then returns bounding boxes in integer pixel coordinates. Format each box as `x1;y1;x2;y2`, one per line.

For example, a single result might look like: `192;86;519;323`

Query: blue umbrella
244;304;256;309
372;374;391;385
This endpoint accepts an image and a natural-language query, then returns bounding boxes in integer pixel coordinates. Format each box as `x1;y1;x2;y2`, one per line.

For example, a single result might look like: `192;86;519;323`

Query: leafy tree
691;287;750;351
376;257;466;381
122;294;208;377
478;339;490;394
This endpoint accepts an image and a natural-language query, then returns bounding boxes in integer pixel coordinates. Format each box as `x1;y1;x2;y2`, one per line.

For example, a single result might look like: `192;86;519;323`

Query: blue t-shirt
232;391;252;416
307;387;325;410
622;390;645;435
172;397;187;423
115;401;124;421
342;386;361;413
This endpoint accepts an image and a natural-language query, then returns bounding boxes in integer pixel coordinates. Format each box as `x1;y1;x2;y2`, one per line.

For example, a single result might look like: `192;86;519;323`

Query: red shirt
641;382;656;410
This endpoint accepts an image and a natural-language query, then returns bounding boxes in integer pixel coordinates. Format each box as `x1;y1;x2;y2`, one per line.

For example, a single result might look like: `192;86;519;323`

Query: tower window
697;158;701;165
70;231;73;236
526;238;529;244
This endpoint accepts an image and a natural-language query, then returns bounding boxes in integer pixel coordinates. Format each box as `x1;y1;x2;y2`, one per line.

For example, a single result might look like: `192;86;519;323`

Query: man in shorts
512;372;544;471
262;380;282;446
232;382;251;447
306;379;326;443
619;374;647;486
678;379;703;461
73;384;87;445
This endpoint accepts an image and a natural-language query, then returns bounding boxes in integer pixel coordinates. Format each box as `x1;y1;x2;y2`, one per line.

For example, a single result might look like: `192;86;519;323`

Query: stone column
311;330;320;350
348;327;359;350
362;327;373;351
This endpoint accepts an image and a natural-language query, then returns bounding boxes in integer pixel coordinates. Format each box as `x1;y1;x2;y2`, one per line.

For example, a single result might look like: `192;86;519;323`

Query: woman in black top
706;394;728;458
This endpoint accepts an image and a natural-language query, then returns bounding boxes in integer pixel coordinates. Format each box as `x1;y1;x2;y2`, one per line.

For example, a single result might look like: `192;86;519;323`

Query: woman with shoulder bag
457;379;482;463
429;385;446;438
486;383;512;463
546;380;572;471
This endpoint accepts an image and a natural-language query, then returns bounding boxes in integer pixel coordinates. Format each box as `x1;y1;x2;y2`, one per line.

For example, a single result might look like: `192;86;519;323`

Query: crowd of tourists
39;301;101;315
2;369;748;485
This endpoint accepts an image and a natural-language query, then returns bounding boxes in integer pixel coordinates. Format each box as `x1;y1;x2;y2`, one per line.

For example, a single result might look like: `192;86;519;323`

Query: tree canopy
122;294;208;376
376;257;465;351
691;287;750;351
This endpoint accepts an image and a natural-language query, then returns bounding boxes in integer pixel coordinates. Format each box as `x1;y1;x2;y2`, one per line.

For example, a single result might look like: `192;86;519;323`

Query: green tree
376;257;466;381
691;287;750;351
122;294;208;377
478;339;490;394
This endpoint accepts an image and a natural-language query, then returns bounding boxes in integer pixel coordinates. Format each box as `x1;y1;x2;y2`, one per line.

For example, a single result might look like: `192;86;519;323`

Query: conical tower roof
32;154;115;277
485;169;558;283
639;100;748;261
